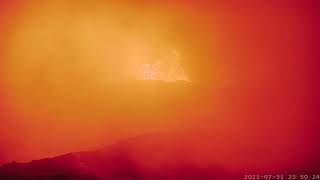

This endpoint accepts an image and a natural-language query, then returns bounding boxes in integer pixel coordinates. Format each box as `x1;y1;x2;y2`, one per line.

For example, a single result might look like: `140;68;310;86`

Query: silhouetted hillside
1;132;319;180
0;133;239;180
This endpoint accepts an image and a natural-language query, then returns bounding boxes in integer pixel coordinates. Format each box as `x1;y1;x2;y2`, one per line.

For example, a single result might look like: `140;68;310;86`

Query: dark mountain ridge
0;132;318;180
0;133;238;180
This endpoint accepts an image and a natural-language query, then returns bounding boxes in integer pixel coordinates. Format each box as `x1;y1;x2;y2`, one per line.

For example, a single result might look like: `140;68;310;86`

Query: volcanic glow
0;0;319;177
137;51;189;81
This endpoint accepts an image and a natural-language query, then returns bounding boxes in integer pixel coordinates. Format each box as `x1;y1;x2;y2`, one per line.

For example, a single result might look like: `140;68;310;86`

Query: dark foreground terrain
0;133;241;180
0;133;318;180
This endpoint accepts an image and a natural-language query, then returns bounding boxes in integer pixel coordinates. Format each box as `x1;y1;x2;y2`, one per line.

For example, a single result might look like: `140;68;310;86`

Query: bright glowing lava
137;51;190;82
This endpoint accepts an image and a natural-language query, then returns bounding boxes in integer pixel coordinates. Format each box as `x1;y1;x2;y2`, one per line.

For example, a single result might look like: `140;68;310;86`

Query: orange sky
0;0;319;170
